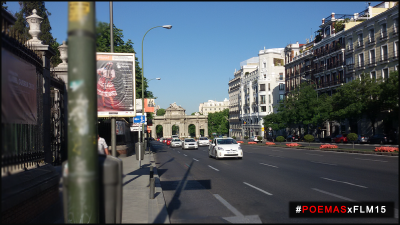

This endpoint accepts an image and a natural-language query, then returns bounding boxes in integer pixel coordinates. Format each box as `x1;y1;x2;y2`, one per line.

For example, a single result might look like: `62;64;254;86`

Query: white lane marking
354;158;388;162
214;194;243;216
177;151;180;153
208;165;219;171
321;177;367;188
260;163;278;168
312;188;356;202
306;153;323;156
214;194;263;223
310;161;336;166
193;158;199;161
243;182;273;195
184;154;187;156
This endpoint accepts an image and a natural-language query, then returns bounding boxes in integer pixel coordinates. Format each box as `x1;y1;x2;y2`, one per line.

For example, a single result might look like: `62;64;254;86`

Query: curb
148;153;170;224
264;145;398;156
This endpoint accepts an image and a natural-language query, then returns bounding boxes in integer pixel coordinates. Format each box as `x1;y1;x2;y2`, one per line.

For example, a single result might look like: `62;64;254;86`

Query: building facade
199;98;229;116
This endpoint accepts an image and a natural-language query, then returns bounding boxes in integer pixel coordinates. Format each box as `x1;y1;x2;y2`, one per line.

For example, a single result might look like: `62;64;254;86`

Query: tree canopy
156;108;166;116
208;109;229;136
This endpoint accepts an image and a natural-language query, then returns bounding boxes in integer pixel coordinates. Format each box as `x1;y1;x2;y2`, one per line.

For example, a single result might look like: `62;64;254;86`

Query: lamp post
140;25;171;168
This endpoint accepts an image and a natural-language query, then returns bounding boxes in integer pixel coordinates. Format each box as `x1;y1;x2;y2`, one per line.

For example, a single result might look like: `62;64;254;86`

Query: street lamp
140;25;172;167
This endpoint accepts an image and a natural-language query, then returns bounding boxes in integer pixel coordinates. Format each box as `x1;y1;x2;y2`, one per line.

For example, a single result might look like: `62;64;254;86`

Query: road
152;141;398;223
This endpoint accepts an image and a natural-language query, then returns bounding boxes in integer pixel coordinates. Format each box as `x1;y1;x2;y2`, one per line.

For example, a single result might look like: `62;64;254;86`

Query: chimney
354;13;359;20
331;12;335;20
322;18;325;24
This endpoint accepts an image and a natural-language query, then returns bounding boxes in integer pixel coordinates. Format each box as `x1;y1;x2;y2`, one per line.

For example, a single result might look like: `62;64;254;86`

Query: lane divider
243;182;272;195
259;163;278;168
321;177;367;188
208;165;219;171
310;161;336;166
312;188;356;202
193;158;199;161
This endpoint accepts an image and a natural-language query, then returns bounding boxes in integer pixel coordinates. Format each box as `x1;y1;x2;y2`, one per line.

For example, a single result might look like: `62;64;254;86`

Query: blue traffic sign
133;115;146;123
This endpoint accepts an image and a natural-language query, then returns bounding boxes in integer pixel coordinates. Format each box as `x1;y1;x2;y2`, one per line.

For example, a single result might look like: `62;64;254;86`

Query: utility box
62;155;123;223
135;142;145;160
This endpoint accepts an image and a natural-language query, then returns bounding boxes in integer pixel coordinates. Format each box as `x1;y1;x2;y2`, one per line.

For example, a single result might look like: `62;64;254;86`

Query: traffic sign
133;115;146;123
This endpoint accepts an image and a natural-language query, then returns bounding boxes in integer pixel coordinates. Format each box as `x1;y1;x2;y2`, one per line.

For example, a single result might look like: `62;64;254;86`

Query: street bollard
149;177;155;199
149;166;154;183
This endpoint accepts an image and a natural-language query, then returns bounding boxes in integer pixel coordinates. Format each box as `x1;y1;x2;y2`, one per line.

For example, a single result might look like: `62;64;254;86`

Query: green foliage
244;136;249;140
347;133;358;142
156;108;166;116
156;125;163;137
12;1;61;67
208;109;229;136
172;125;179;135
276;136;285;142
232;136;236;139
2;1;8;10
189;124;195;137
257;136;262;141
304;134;314;142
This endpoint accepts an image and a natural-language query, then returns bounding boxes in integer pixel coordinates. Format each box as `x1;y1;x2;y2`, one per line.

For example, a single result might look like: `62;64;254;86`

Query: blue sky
4;1;380;114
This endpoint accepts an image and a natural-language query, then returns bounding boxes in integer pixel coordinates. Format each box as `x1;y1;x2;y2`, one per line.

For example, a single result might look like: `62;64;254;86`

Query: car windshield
185;139;195;142
217;139;237;144
172;139;181;142
199;137;208;140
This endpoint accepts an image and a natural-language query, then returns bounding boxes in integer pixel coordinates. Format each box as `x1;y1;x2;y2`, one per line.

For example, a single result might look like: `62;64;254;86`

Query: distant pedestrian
98;134;110;155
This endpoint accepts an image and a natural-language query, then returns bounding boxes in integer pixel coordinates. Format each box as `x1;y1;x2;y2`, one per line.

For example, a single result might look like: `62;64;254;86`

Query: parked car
356;134;369;144
166;138;172;146
182;138;198;150
368;134;388;144
208;137;243;160
333;134;348;143
197;137;210;146
163;138;168;144
286;135;299;142
249;136;262;143
159;137;164;143
170;138;182;148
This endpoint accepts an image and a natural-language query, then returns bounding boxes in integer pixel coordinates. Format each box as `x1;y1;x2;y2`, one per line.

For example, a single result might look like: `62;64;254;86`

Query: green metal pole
110;1;116;157
67;2;99;223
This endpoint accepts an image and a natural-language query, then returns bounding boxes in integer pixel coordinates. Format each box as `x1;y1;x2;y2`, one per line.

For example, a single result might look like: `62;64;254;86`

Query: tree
11;1;61;67
156;108;166;116
380;71;399;134
208;109;229;136
172;125;179;135
95;21;154;99
188;124;195;137
156;125;163;137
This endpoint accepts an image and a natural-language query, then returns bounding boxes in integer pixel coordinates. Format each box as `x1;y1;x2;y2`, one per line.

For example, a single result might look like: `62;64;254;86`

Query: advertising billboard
136;98;156;113
97;52;136;117
2;48;37;124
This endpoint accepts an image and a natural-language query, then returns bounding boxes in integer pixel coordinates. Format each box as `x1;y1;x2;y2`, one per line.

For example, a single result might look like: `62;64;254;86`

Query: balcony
356;62;365;70
316;79;344;89
367;59;376;67
378;54;389;64
356;42;364;50
346;46;354;54
367;38;375;46
379;31;388;41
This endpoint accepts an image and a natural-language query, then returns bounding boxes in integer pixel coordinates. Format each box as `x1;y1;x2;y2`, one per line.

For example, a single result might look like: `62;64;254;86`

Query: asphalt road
152;141;398;223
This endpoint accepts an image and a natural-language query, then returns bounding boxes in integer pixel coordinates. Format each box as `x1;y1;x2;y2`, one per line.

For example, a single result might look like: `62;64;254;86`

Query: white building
199;98;229;115
229;47;285;139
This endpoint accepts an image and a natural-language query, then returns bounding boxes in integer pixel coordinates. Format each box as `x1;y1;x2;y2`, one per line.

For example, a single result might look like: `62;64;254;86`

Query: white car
209;138;243;159
197;137;210;146
182;138;198;150
170;138;182;148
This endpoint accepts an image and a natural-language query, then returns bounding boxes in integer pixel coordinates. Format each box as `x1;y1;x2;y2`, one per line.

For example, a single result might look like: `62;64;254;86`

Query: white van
172;135;179;139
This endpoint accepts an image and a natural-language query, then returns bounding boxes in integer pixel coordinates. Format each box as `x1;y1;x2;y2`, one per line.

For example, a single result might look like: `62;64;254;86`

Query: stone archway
152;102;208;139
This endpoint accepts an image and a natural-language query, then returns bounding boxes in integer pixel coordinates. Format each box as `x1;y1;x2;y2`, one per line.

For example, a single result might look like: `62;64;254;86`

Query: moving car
356;134;369;144
182;138;198;150
197;137;210;146
368;134;388;144
209;137;243;160
249;136;262;143
172;135;179;139
333;134;348;143
170;138;182;148
166;138;172;146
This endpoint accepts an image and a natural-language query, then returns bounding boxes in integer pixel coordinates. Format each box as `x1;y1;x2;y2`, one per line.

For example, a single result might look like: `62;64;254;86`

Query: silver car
170;138;182;148
197;137;210;146
182;138;198;150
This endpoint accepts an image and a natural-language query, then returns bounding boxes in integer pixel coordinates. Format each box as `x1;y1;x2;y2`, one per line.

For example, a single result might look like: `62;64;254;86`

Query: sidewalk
32;144;169;223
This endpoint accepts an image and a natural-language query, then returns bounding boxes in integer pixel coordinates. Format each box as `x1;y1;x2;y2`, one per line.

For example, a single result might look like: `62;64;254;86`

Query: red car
333;134;348;143
167;138;172;146
163;138;167;144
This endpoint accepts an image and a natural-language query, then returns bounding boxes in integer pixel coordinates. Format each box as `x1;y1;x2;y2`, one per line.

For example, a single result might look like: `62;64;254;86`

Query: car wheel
209;153;212;158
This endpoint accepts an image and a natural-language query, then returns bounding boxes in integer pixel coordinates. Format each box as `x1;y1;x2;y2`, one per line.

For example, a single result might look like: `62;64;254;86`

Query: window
268;83;270;91
264;74;266;79
269;106;271;112
325;26;330;37
382;68;389;80
260;95;266;104
348;38;353;50
394;41;398;57
279;94;285;101
268;95;271;103
358;53;364;67
279;83;285;90
380;23;387;39
263;62;266;68
357;33;363;47
260;84;265;91
381;45;388;61
346;56;354;65
279;73;283;80
371;71;376;80
369;49;375;64
261;106;266;112
368;29;375;43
